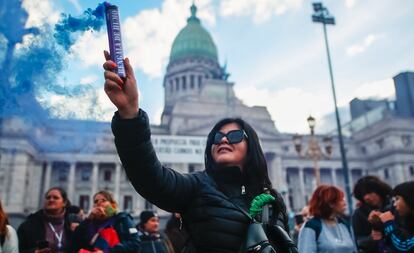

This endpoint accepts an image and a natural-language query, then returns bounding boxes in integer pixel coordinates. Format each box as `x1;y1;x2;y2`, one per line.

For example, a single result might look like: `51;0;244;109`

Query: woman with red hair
298;185;357;253
0;199;18;253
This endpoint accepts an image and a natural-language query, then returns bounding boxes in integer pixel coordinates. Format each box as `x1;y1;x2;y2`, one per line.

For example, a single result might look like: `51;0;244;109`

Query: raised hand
103;50;139;119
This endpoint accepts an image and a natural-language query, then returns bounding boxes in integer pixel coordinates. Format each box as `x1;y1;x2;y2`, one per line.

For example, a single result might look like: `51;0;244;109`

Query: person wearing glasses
72;190;139;253
102;53;292;253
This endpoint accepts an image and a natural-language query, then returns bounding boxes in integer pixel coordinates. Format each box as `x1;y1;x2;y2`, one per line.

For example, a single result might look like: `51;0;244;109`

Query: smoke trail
54;3;105;50
0;0;106;122
0;0;108;153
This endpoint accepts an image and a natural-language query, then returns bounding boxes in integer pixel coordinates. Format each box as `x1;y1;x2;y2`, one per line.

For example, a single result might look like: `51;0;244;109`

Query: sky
14;0;414;134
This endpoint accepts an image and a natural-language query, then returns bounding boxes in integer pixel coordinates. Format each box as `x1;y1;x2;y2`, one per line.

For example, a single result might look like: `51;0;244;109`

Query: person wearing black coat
17;187;73;253
103;52;293;253
352;176;393;253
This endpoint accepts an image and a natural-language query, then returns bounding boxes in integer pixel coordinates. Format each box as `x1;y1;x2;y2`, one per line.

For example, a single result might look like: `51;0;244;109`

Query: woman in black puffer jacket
103;52;293;253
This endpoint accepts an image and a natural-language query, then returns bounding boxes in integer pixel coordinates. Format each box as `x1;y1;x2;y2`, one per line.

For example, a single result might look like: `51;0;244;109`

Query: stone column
67;162;76;202
114;163;121;202
298;168;306;208
90;162;99;204
332;168;338;186
44;161;52;194
394;164;406;185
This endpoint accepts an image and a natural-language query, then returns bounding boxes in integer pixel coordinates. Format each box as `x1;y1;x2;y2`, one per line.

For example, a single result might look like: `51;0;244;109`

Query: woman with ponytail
0;200;18;253
72;190;139;253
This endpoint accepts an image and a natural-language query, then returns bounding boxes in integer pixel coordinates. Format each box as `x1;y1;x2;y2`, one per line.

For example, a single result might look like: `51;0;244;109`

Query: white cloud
68;0;82;13
123;0;215;78
235;86;332;133
70;30;107;66
23;0;60;27
80;75;99;85
346;34;380;56
220;0;303;24
345;0;357;8
67;0;215;78
353;78;395;100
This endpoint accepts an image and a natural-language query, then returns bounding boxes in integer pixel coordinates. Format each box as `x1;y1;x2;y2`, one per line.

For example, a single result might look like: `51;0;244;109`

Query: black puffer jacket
112;110;289;253
17;210;73;253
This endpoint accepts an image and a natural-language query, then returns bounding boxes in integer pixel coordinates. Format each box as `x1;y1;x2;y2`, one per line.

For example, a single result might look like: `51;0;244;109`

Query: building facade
1;5;414;222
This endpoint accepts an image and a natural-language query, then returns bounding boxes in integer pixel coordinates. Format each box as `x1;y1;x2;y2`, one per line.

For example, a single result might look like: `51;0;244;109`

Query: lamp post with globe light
293;115;333;188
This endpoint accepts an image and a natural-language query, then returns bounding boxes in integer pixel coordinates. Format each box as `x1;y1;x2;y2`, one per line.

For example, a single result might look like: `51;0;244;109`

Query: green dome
170;4;218;62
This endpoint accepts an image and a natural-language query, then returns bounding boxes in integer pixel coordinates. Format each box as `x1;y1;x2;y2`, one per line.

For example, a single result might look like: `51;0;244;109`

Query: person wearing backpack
0;199;18;253
298;185;357;253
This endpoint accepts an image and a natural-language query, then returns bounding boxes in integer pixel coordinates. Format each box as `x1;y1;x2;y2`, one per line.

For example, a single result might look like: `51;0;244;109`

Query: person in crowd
369;181;414;253
352;176;393;253
66;205;85;232
136;211;174;253
0;199;19;253
298;185;357;253
17;187;73;253
292;206;310;244
103;51;295;253
164;213;188;253
72;190;139;253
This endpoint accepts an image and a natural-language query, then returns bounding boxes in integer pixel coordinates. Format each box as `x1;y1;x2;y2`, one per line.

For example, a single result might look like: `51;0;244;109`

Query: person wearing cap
370;181;414;253
352;176;393;253
136;211;173;253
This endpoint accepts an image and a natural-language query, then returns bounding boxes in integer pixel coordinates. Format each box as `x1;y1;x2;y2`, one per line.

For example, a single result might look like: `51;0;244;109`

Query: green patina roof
170;4;218;62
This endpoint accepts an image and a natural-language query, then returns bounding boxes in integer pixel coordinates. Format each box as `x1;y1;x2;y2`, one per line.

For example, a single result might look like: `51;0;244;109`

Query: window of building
175;78;179;91
402;135;412;147
282;145;290;152
59;168;69;182
182;76;186;90
123;195;133;211
409;165;414;176
79;195;90;211
198;76;202;88
189;164;195;173
376;138;384;149
169;80;174;93
81;168;91;181
286;173;290;184
190;75;194;89
145;200;153;210
104;170;112;182
384;168;389;179
361;146;367;154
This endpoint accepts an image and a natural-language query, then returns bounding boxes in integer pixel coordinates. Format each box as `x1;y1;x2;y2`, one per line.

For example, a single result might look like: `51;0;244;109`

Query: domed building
0;4;413;225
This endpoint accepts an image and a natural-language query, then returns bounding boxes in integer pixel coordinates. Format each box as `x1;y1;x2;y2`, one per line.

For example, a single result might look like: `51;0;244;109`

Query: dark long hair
353;175;392;205
204;118;288;228
205;118;271;192
392;181;414;234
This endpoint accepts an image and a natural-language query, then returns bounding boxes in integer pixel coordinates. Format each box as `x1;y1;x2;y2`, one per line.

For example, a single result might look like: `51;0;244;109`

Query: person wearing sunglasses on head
103;53;294;253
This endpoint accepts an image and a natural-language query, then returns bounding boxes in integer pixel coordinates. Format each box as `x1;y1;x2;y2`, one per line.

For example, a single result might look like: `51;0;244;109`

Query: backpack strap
304;217;322;241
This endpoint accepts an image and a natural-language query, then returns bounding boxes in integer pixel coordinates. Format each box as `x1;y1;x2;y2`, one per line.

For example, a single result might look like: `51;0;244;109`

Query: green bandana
249;193;275;217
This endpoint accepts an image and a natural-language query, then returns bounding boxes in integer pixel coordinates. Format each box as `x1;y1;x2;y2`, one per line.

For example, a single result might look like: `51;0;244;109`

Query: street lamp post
311;2;353;213
293;115;333;188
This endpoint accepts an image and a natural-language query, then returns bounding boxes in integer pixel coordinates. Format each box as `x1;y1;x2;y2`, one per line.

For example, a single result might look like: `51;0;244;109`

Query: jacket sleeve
111;214;140;253
297;226;317;253
383;221;414;252
3;225;19;253
111;109;199;212
17;222;34;253
352;208;377;251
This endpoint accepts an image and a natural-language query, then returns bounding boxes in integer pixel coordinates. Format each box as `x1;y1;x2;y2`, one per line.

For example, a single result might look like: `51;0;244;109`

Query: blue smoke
0;0;106;122
0;0;108;153
54;3;105;50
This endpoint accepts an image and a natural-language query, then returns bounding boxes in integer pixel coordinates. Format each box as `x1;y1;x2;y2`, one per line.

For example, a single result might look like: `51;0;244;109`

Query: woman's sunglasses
213;129;248;144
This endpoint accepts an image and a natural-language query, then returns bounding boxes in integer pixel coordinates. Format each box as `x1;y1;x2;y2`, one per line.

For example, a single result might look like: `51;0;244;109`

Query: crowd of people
1;53;413;253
